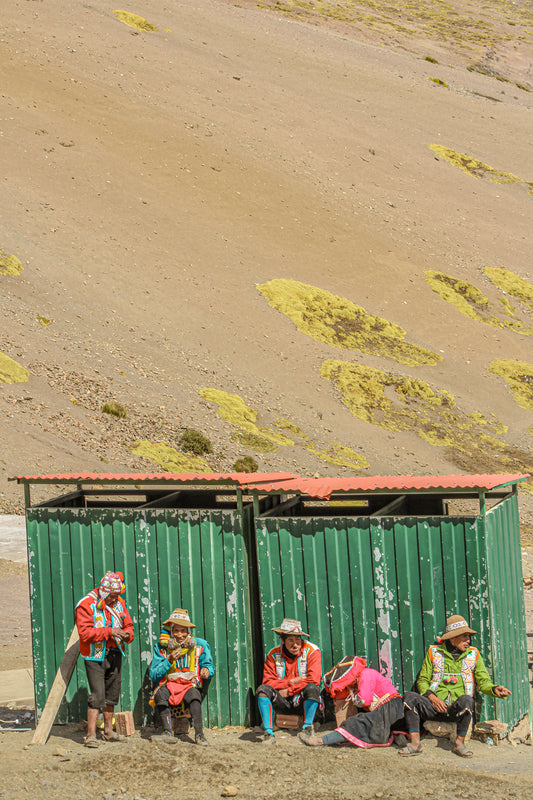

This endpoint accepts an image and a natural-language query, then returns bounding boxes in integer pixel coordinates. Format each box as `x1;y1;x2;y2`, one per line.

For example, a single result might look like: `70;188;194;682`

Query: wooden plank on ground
31;626;80;745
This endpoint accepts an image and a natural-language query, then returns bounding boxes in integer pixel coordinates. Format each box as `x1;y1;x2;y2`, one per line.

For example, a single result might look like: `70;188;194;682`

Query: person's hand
279;689;289;698
111;627;126;640
428;693;448;713
121;630;131;642
493;685;512;698
200;668;210;679
289;676;302;685
167;648;179;661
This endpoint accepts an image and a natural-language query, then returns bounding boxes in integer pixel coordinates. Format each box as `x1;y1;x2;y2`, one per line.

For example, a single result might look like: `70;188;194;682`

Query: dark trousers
154;684;204;736
403;691;474;737
84;648;122;709
256;682;321;711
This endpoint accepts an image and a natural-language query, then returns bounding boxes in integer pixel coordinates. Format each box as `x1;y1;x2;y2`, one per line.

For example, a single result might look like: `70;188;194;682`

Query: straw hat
272;618;309;638
440;614;476;641
163;608;196;628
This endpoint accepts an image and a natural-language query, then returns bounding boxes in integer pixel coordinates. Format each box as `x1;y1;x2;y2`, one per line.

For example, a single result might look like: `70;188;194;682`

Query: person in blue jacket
149;608;215;745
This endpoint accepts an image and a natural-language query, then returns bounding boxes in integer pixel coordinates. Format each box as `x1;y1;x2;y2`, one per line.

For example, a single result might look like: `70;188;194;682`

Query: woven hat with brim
163;608;196;628
272;618;309;638
440;615;476;641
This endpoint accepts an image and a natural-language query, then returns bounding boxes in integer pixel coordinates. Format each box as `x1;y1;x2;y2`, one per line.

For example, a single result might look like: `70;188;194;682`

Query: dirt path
0;722;532;800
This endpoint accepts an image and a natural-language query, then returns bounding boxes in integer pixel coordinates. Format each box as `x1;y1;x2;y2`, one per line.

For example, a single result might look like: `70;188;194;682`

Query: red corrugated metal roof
242;473;530;499
8;472;528;499
9;471;298;486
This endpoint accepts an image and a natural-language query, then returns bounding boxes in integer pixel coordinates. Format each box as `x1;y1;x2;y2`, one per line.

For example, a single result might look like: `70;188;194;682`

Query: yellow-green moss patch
484;267;533;312
320;360;533;479
230;430;279;453
0;351;29;383
200;388;294;447
429;145;533;193
425;270;533;334
257;279;441;366
275;418;310;440
113;10;157;31
0;251;23;276
304;441;369;470
488;359;533;411
37;315;53;326
200;387;369;469
131;440;208;471
430;78;448;87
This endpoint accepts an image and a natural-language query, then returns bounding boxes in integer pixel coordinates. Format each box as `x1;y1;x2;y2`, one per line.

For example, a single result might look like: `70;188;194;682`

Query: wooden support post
31;626;80;745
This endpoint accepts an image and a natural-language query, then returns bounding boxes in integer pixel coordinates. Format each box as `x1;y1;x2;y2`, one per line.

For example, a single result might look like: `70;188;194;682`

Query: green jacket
417;644;498;704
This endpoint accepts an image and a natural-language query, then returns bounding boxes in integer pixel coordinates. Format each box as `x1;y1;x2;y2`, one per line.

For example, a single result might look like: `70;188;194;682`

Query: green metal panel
254;514;504;710
26;505;256;727
484;495;530;728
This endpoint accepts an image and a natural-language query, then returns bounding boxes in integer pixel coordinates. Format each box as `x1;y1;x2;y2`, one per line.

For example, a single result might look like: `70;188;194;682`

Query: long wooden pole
31;626;80;745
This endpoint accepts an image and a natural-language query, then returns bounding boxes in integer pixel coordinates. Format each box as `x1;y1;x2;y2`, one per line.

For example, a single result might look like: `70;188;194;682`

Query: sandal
453;745;473;758
399;744;423;756
101;731;127;742
84;736;100;748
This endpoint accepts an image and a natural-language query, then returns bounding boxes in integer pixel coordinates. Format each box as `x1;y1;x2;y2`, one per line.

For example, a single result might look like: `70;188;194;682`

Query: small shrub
102;401;127;419
424;56;438;64
232;456;259;473
180;428;212;455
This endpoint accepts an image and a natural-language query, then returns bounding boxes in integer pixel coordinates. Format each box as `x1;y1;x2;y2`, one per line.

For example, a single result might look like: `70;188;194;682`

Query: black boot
151;707;177;744
190;700;208;746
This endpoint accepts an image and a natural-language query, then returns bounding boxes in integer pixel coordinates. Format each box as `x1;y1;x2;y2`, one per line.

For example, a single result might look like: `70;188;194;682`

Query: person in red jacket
75;571;135;748
256;618;321;744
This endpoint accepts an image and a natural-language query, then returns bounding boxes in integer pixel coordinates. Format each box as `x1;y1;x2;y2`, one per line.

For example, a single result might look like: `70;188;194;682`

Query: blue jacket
149;636;215;685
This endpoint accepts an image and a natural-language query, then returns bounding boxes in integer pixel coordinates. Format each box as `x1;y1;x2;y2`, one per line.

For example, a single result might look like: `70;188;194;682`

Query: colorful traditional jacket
327;665;400;711
75;590;134;661
149;634;215;687
262;641;321;696
417;644;498;704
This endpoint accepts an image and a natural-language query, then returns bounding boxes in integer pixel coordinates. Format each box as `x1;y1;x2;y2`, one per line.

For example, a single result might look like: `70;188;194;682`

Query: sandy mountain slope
0;0;532;520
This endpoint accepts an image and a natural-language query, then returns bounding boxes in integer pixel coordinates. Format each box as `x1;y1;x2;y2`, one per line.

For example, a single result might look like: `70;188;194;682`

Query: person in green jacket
400;614;511;758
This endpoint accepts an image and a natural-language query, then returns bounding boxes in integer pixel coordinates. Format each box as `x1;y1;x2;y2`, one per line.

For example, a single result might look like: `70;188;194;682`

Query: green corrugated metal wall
26;491;529;730
484;498;530;726
27;505;256;726
255;495;529;727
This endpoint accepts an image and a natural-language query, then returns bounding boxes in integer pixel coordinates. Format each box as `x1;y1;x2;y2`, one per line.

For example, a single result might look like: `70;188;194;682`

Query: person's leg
448;695;474;756
301;683;320;731
87;707;99;740
401;692;437;754
150;685;177;743
256;685;275;739
184;688;207;745
300;730;345;747
84;659;106;744
102;650;124;740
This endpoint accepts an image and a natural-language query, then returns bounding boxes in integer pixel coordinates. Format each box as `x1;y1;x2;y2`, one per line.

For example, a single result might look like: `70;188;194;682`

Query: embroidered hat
440;614;476;641
272;618;309;638
99;571;125;595
323;655;367;695
163;608;196;628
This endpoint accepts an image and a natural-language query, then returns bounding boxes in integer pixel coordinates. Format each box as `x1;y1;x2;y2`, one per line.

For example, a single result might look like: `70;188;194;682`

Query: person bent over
75;571;134;748
256;617;321;744
401;614;511;758
149;608;215;745
300;655;404;749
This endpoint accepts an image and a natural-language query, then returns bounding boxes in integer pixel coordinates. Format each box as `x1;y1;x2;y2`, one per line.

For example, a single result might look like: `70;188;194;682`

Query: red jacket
75;589;135;660
262;641;321;696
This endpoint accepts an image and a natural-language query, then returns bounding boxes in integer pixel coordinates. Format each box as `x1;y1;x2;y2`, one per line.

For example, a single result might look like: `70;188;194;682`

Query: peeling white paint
296;588;303;601
227;588;237;617
378;639;392;679
140;650;152;663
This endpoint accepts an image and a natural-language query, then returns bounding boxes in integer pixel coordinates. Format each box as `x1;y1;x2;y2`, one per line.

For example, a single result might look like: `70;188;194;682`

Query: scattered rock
221;787;238;797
